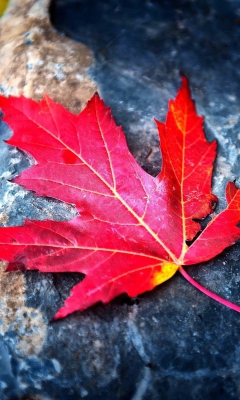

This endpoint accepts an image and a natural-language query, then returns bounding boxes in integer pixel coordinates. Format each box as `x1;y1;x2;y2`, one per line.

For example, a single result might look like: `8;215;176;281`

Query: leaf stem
179;266;240;313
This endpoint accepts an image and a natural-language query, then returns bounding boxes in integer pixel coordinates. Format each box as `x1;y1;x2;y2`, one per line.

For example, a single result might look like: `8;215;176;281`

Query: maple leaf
0;77;239;319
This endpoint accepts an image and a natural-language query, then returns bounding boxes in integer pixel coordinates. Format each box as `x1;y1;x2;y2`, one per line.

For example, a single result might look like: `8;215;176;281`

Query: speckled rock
0;0;97;113
0;1;240;399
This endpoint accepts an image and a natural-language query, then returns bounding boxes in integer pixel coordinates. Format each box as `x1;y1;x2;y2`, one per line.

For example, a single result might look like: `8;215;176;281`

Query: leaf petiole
179;266;240;313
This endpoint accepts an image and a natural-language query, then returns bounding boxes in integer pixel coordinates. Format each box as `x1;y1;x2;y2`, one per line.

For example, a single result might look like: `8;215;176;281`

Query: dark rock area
0;0;240;399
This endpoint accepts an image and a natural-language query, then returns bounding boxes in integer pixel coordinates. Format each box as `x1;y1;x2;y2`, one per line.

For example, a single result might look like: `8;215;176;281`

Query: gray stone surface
0;0;240;399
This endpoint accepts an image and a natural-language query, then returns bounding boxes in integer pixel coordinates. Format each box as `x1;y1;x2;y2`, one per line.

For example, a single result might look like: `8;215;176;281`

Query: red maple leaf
0;77;239;319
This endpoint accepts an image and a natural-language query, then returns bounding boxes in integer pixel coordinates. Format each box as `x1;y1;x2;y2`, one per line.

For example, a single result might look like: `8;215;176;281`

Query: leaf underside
0;77;239;319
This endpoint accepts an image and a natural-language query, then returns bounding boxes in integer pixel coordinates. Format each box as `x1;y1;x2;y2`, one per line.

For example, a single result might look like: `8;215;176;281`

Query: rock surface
0;0;240;399
0;0;97;113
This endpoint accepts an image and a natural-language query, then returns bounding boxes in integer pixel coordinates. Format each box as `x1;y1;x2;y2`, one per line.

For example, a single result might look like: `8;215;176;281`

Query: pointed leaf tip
180;74;189;88
226;181;239;204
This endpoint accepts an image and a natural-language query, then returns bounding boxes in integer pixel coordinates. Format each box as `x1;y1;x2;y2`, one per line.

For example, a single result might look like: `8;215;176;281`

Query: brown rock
0;262;47;356
0;0;98;113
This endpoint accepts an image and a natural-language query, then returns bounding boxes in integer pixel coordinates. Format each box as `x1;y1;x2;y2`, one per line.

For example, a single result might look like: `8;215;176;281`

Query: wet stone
0;0;240;399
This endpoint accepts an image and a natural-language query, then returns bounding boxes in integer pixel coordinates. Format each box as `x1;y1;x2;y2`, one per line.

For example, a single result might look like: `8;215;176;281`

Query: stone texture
0;0;97;113
0;0;240;399
0;261;47;357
